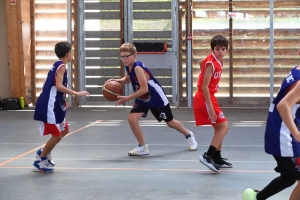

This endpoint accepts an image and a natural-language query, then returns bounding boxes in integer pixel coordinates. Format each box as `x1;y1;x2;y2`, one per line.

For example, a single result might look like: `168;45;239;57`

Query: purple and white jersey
125;61;169;108
265;66;300;157
34;60;68;124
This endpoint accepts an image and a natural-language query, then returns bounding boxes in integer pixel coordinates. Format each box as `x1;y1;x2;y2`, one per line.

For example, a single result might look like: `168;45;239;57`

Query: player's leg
127;104;149;156
128;112;145;145
37;119;69;167
211;122;229;148
60;119;69;138
34;122;62;172
243;175;296;200
290;180;300;200
166;119;197;151
211;122;232;168
243;156;298;200
199;122;228;172
150;104;197;150
41;135;63;157
61;129;69;137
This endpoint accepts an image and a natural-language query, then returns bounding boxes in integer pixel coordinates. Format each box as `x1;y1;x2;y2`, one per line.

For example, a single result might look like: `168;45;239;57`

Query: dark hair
54;42;72;58
210;35;228;50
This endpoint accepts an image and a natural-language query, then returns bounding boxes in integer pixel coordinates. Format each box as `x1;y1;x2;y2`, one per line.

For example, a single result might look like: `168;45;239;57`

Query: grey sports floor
0;107;294;200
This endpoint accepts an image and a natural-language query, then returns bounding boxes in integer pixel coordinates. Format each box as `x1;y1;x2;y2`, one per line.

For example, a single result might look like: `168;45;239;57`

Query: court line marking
0;158;275;163
0;166;275;173
0;120;102;167
0;143;264;147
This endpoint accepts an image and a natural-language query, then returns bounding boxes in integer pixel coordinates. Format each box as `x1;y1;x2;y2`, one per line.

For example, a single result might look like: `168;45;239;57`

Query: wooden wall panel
20;0;32;105
0;0;10;99
6;0;32;105
6;0;22;99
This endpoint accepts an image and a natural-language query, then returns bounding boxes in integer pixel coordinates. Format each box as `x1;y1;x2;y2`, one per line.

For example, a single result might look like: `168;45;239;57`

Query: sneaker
213;156;233;168
36;147;55;167
199;152;220;173
187;131;197;151
33;157;54;173
128;144;149;156
243;188;259;200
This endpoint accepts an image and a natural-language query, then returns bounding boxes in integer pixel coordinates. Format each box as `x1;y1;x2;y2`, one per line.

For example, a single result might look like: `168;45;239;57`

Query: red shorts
37;119;69;136
193;91;226;126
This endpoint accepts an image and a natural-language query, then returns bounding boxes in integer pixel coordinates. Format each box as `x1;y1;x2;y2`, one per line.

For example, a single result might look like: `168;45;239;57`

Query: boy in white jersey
243;50;300;200
33;42;89;173
106;43;197;155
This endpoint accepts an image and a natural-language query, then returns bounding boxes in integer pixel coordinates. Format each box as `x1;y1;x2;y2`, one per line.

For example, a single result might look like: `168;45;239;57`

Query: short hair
210;35;228;50
120;43;137;54
55;42;72;58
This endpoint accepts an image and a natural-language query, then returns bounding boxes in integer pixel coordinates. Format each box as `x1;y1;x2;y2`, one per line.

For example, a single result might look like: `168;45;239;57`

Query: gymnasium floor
0;106;294;200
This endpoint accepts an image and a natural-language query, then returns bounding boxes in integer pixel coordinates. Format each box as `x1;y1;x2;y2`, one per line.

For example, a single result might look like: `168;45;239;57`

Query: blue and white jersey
265;66;300;157
34;60;68;124
125;61;169;108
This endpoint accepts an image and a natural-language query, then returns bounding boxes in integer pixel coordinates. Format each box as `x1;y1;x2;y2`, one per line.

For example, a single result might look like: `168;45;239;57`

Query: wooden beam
30;0;36;104
72;0;79;106
6;0;32;105
6;0;22;98
20;0;32;105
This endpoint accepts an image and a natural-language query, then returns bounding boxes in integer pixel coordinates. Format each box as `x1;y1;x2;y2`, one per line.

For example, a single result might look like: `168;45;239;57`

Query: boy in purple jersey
106;43;197;156
33;42;89;173
243;50;300;200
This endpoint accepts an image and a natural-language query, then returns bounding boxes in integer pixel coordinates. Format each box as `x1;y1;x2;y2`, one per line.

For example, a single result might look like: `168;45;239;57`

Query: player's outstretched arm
75;91;90;97
56;65;89;97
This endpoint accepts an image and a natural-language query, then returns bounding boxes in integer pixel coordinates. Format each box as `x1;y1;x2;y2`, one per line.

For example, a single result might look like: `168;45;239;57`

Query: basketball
102;80;123;101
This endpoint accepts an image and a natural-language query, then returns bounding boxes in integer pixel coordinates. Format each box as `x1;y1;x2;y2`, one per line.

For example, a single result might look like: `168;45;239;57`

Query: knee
61;130;69;137
53;135;62;142
224;122;229;132
128;115;137;126
166;120;176;128
214;122;229;135
281;175;296;188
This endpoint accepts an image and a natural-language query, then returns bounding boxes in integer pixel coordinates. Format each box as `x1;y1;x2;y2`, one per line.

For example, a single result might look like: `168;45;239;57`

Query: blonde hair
120;43;137;54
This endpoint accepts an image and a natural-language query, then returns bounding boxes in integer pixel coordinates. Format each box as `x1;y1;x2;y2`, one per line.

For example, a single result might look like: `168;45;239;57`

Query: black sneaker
199;152;220;173
213;157;233;168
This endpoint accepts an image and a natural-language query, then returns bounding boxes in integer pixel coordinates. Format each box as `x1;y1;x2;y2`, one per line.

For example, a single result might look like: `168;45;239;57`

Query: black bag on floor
1;97;21;110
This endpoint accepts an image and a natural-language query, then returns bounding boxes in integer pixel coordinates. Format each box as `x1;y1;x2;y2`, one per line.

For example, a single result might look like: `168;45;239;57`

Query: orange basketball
102;80;123;101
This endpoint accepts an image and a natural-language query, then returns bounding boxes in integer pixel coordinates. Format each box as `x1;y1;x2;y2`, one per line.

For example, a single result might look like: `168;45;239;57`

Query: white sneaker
33;156;54;173
187;131;197;150
36;147;55;167
128;144;149;156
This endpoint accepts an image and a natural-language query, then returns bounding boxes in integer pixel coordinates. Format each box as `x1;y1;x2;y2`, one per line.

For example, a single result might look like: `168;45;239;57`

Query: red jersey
193;53;226;125
197;53;223;93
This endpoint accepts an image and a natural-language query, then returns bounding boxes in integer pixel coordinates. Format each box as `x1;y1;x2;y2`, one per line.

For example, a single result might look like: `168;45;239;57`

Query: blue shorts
130;103;173;122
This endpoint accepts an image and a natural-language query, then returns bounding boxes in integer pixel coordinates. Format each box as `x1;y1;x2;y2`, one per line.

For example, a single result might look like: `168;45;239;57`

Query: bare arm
199;59;204;68
201;63;216;122
56;65;89;97
115;66;149;105
115;74;131;84
127;66;149;99
277;80;300;142
201;64;214;108
107;74;131;85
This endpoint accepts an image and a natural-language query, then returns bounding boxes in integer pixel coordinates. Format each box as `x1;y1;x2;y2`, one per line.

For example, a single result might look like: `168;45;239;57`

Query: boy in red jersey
194;35;232;173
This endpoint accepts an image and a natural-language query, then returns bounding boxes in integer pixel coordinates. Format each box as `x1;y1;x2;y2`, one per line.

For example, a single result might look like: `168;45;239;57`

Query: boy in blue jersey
33;42;89;173
106;43;197;156
243;50;300;200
